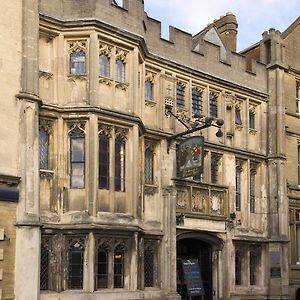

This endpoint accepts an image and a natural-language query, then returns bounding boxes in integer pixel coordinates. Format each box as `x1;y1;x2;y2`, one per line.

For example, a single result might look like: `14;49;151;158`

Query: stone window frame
235;159;244;212
115;48;128;87
249;162;258;213
249;104;256;131
210;152;222;184
68;40;87;76
289;207;300;265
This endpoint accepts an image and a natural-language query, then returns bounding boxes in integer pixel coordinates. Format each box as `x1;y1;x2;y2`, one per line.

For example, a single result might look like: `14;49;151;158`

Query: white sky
143;0;300;51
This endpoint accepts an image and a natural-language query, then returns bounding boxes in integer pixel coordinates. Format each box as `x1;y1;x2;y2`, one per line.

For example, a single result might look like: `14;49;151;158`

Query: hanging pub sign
177;136;204;178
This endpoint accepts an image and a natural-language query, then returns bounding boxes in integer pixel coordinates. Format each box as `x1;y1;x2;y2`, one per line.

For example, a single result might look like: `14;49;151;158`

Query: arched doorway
176;231;223;300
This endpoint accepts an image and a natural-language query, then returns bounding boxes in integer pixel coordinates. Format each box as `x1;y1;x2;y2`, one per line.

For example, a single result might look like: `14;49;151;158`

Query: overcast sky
143;0;300;51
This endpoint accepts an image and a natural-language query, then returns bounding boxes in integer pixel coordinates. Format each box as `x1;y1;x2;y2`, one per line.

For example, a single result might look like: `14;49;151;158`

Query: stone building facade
1;0;299;299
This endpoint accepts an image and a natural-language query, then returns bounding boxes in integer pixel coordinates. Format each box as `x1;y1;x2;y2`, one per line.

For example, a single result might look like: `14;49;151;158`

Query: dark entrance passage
177;239;212;300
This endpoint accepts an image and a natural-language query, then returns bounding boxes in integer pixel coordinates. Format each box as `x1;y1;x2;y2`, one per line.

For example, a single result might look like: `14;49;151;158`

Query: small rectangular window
250;247;261;286
145;80;154;101
40;239;50;290
145;143;154;185
250;163;257;213
99;54;110;77
114;247;125;288
144;239;159;288
209;91;218;117
116;59;125;83
235;249;242;285
97;246;109;288
298;144;300;185
211;153;220;184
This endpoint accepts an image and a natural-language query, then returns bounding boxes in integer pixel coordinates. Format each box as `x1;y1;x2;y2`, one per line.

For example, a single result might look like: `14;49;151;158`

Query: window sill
145;99;156;107
235;124;243;130
40;169;54;179
249;128;257;135
144;184;158;195
99;76;113;86
67;74;87;81
115;81;129;90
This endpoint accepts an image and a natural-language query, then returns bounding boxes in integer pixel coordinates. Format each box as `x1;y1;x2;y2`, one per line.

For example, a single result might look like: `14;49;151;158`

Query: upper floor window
249;106;256;130
209;91;218;117
235;160;243;211
192;88;203;117
39;120;52;170
298;144;300;185
145;80;154;101
145;143;154;185
69;123;85;189
99;54;110;77
99;127;110;190
115;59;125;82
235;107;242;125
296;82;300;114
69;41;86;75
176;82;185;109
211;153;220;184
115;129;127;192
250;163;257;213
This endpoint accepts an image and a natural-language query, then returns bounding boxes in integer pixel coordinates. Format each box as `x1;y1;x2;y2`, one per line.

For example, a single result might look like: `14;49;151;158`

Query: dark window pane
68;242;84;289
114;251;124;288
249;111;255;129
192;88;202;116
209;92;218;117
250;164;256;213
100;54;110;77
99;135;110;189
70;134;85;189
236;162;242;211
39;127;49;169
70;50;85;75
40;244;49;290
144;240;157;288
211;154;219;184
235;249;242;285
97;250;108;289
176;83;185;109
145;146;154;185
235;108;242;125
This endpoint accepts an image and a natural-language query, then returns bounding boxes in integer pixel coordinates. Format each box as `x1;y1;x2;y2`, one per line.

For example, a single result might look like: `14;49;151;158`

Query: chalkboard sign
181;259;205;297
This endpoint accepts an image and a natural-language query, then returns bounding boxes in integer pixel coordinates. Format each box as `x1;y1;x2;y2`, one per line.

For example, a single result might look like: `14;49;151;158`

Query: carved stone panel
192;188;208;213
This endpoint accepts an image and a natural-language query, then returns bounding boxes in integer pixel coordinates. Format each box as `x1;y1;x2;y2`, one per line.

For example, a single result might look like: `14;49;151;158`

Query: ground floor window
40;232;160;292
234;243;262;287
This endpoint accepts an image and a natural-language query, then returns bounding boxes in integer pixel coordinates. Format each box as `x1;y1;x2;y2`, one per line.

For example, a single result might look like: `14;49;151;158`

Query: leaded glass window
250;246;261;286
114;244;125;288
176;82;185;109
39;126;49;169
209;91;218;117
100;54;110;77
70;125;85;189
192;88;203;116
67;238;85;289
96;242;110;289
115;59;125;83
145;80;154;101
99;133;110;189
70;49;86;75
144;239;158;288
145;143;154;185
115;135;126;192
40;239;50;290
